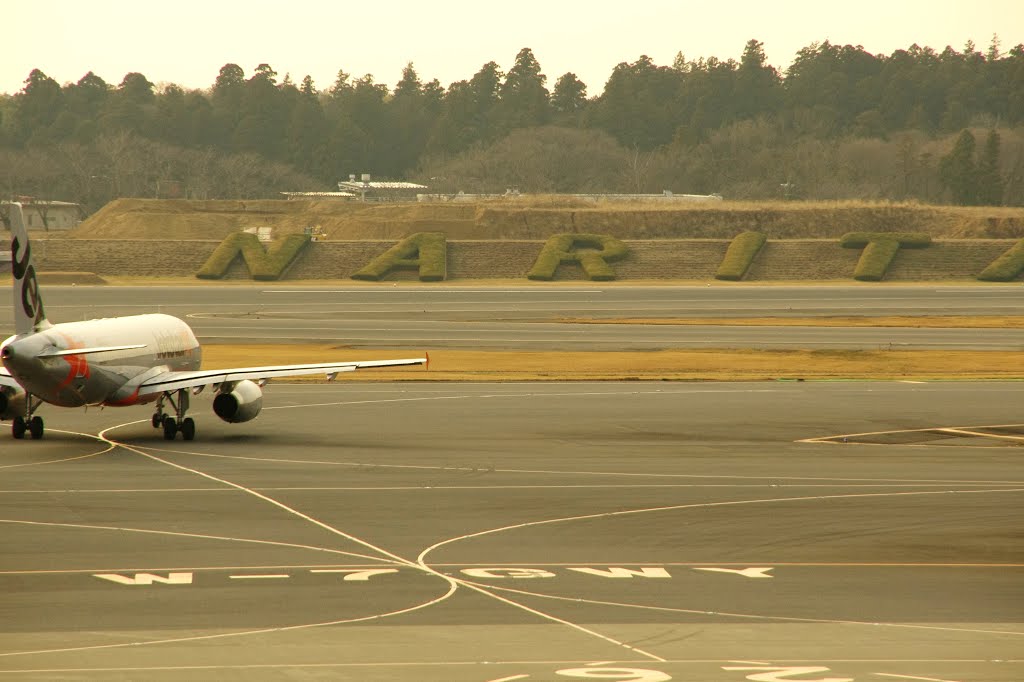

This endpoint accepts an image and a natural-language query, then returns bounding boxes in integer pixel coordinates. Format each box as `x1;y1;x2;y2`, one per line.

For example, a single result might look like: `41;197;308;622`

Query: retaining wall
25;238;1021;281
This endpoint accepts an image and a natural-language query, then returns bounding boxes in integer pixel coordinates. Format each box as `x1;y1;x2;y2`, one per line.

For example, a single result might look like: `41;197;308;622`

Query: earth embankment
69;198;1024;241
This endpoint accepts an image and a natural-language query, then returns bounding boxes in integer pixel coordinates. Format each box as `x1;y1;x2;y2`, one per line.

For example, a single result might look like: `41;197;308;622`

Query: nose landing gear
11;395;43;440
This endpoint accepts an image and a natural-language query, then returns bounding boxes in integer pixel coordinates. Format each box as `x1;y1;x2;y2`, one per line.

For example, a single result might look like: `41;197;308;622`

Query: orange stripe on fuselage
54;334;90;391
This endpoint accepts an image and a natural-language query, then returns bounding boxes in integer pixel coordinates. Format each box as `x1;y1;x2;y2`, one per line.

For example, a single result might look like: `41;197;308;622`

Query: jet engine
212;380;264;423
0;385;27;421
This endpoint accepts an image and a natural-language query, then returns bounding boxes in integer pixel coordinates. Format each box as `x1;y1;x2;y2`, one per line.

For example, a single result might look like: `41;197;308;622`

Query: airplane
0;202;426;441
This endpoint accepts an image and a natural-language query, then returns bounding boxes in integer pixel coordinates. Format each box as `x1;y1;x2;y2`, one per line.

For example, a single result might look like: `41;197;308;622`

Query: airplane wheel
181;418;195;441
12;416;26;440
152;413;162;429
28;416;44;440
162;416;178;440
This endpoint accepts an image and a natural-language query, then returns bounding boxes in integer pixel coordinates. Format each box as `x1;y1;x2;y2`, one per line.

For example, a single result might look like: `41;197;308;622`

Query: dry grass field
201;345;1024;382
561;315;1024;328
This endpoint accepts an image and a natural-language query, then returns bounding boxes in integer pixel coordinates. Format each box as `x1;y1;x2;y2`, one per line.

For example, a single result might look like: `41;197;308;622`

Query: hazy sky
6;0;1023;96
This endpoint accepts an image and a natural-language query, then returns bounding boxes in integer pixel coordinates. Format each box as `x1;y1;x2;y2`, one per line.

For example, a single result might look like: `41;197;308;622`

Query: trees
496;48;550;133
427;61;504;158
382;63;444;175
591;55;681;150
419;126;631;193
2;39;1024;205
940;129;979;205
551;72;587;125
231;64;290;160
735;39;781;121
976;128;1004;205
938;128;1006;206
14;69;64;146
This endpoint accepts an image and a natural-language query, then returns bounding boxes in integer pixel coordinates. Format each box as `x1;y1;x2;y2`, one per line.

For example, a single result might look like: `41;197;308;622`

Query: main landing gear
12;394;43;440
152;389;195;441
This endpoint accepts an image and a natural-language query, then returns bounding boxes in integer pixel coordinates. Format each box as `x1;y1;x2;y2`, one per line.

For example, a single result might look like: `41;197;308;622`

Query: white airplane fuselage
1;314;200;408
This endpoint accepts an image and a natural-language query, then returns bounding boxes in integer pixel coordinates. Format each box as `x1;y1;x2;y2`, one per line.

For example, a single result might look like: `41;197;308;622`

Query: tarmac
1;380;1021;681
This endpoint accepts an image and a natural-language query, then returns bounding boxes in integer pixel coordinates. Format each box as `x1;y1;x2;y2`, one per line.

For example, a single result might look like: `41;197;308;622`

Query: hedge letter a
351;232;447;282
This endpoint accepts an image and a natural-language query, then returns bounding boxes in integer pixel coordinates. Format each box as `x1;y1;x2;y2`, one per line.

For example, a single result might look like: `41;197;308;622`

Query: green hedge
840;232;932;249
351;232;446;281
715;231;767;281
527;234;628;281
196;232;310;280
977;238;1024;281
840;232;931;281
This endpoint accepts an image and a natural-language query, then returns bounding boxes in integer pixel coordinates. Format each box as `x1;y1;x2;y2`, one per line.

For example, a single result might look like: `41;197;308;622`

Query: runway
1;284;1021;350
1;381;1022;681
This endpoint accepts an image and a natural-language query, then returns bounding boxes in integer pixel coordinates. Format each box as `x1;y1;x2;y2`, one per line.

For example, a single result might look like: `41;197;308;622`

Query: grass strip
200;345;1024;382
557;316;1024;328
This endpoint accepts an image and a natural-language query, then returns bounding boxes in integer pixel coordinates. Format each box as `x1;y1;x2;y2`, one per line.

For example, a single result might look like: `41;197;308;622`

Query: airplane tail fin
9;202;51;334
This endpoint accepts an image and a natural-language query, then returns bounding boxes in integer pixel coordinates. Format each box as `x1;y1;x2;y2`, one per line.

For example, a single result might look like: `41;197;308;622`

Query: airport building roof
280;191;356;200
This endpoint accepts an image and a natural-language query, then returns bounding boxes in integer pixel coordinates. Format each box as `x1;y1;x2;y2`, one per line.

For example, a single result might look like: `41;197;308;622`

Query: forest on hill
1;38;1023;214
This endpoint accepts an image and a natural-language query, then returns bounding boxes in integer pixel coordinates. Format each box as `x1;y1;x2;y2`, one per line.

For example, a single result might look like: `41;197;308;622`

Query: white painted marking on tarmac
229;574;290;580
5;482;1013;494
423;488;1024;639
0;430;115;469
0;519;391;564
0;661;659;674
567;567;670;579
0;564;456;660
8;483;1013;494
558;668;671;680
94;572;193;585
798;422;1024;445
939;427;1024;442
5;560;1021;576
449;575;667;663
77;424;667;665
132;443;1024;486
486;675;531;682
873;674;964;682
695;567;774;579
466;580;1024;637
310;569;399;581
1;563;396;576
0;660;1003;675
462;568;556;579
722;665;852;681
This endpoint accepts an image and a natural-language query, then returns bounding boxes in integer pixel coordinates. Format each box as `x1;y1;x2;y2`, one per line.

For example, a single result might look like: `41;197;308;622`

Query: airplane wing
135;357;427;397
0;366;20;390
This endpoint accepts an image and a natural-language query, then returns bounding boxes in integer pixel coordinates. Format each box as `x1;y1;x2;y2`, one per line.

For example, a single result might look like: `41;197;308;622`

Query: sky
5;0;1023;97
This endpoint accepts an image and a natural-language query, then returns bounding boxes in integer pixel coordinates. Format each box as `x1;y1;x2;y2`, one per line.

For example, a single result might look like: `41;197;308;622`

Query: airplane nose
1;340;26;368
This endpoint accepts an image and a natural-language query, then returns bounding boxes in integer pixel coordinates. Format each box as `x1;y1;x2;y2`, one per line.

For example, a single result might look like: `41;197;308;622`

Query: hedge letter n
196;233;311;281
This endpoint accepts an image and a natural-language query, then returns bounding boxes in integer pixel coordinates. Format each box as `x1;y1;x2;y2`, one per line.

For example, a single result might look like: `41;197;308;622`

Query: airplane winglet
425;351;430;370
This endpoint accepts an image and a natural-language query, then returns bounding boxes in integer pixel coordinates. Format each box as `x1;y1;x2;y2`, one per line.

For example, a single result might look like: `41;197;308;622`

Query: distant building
337;174;427;202
2;199;82;231
279;191;356;201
